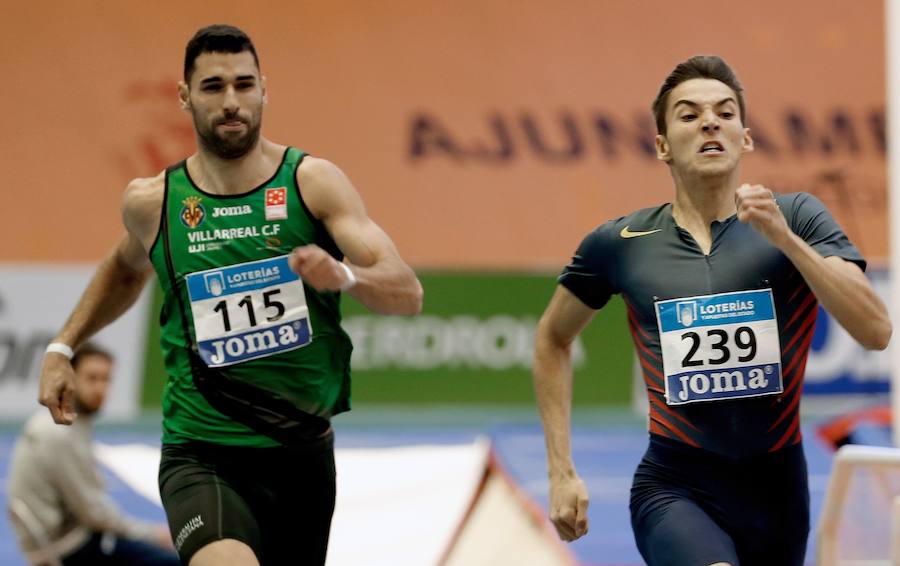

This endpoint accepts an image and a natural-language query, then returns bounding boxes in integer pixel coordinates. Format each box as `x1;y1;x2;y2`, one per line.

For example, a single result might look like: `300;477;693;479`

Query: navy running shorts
630;434;809;566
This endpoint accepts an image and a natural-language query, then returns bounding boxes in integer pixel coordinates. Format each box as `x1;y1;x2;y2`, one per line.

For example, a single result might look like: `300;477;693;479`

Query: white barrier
95;440;574;566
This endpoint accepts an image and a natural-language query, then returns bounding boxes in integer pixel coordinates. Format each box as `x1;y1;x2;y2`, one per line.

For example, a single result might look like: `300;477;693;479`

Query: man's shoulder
774;192;838;228
295;156;357;219
618;203;671;229
583;204;671;242
123;172;165;204
122;172;165;228
296;155;342;184
21;411;75;445
774;191;823;211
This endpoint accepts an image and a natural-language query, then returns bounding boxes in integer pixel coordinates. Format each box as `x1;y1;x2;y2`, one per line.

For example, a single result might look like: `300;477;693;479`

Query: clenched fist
39;352;77;424
549;473;590;542
735;184;791;249
288;245;355;292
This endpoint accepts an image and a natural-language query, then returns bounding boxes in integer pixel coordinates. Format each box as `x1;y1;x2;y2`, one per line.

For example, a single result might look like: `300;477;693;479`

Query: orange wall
1;0;885;267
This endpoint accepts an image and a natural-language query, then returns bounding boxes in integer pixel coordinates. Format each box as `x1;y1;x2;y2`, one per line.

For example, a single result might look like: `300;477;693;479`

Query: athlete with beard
38;24;423;566
533;56;891;566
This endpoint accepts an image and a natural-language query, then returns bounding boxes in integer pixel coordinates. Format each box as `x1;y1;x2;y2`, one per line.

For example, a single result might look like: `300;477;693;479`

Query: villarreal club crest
181;196;206;229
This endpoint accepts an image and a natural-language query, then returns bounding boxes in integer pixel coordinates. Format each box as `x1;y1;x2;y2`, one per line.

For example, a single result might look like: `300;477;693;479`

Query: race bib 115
185;255;313;367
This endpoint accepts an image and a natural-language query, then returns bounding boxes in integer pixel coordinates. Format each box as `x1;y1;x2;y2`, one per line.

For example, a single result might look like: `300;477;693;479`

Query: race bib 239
655;289;783;406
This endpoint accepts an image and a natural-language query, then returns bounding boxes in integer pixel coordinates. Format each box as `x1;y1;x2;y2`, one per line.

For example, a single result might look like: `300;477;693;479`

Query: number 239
681;326;757;367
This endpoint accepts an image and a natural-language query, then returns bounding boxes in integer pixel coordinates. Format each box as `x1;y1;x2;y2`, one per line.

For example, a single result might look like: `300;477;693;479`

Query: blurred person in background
37;23;422;566
8;343;179;566
533;55;891;566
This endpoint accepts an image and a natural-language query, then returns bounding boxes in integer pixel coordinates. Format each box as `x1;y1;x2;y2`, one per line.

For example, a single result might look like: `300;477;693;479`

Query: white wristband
45;342;74;360
338;262;357;292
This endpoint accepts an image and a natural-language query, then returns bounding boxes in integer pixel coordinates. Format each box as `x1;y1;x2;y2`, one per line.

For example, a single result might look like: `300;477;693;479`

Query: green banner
142;272;634;407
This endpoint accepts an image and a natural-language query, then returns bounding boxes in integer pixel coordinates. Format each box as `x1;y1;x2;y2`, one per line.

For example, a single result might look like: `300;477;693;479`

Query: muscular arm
737;185;891;350
533;285;596;541
290;157;423;315
779;241;890;350
39;177;162;424
49;236;152;350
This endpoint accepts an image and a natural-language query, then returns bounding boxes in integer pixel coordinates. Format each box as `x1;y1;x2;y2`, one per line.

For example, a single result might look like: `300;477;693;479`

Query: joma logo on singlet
675;368;771;402
212;205;253;218
209;325;301;365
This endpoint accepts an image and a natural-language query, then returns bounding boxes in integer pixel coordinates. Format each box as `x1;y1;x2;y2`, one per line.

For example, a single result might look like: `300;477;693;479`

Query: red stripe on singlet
782;292;816;333
627;306;661;362
637;356;665;394
650;393;701;432
627;311;651;342
768;380;803;432
649;419;666;437
649;413;701;447
626;316;665;388
787;280;808;303
629;325;663;366
771;411;802;452
769;331;814;430
782;326;816;387
782;306;818;355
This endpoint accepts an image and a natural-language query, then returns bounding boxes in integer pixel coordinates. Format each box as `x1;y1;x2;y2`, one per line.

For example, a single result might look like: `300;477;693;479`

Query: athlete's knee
189;538;259;566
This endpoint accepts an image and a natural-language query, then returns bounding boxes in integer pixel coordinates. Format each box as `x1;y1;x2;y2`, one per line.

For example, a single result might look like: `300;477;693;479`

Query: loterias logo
180;196;206;229
676;301;697;327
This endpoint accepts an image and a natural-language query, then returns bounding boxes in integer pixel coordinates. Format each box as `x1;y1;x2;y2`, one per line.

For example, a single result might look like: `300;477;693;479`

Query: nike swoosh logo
620;226;662;239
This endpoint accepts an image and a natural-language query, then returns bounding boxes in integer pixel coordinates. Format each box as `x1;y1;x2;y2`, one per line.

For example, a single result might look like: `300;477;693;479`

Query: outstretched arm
39;178;160;424
289;157;422;315
534;285;596;542
736;185;891;350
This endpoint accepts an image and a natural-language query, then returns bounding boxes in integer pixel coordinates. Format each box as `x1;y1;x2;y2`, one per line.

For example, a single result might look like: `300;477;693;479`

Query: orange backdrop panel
1;0;885;267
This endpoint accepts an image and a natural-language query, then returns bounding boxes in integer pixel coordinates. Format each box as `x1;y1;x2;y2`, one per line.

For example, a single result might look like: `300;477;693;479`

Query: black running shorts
159;432;336;565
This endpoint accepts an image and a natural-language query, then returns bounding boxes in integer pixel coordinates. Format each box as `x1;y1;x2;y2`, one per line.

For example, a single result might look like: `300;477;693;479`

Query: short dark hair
651;55;746;136
71;342;113;371
183;24;260;83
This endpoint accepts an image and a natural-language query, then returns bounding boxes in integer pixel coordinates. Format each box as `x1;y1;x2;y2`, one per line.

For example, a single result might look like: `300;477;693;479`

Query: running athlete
533;55;891;566
38;24;422;566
